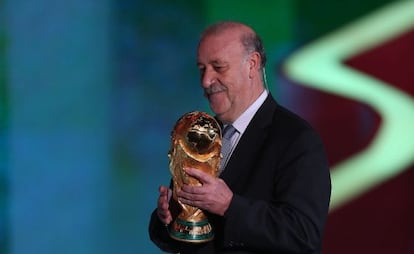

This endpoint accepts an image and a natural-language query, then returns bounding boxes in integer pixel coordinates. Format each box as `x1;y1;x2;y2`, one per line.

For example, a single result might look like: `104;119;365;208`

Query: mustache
204;83;227;96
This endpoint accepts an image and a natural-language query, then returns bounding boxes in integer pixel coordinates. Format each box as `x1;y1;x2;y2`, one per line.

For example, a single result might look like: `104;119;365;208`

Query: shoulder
261;95;315;134
251;94;323;144
268;100;324;147
274;104;313;131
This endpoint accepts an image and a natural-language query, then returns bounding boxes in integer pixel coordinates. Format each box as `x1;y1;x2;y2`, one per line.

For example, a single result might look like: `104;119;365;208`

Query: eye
198;66;206;75
213;64;228;73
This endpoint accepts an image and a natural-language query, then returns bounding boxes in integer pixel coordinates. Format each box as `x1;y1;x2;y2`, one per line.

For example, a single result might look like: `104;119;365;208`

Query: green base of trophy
169;218;214;243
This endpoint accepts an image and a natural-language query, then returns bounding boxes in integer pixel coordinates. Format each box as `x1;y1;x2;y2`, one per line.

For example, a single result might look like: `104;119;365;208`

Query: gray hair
199;21;267;69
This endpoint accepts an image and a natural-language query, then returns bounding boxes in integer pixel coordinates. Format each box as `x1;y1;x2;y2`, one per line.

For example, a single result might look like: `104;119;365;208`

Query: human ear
248;52;261;78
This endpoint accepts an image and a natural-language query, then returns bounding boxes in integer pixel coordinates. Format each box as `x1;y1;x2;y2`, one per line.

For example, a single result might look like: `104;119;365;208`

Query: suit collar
220;94;278;188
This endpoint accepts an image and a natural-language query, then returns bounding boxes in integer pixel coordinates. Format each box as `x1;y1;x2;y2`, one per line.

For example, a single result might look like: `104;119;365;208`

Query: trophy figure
168;111;222;243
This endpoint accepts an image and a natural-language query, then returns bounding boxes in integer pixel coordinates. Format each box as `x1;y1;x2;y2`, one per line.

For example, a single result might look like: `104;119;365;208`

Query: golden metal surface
168;111;222;243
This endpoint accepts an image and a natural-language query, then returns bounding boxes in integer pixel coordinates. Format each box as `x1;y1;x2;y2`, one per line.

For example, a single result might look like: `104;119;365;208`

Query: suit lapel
220;95;278;192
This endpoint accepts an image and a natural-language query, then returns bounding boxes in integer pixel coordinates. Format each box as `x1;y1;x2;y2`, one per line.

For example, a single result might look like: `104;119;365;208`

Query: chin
210;107;225;116
214;112;230;124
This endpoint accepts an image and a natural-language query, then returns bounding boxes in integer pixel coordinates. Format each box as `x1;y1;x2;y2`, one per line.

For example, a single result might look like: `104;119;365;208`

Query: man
149;21;331;253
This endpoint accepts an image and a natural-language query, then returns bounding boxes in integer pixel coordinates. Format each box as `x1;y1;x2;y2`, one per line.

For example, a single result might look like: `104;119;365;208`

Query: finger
157;209;172;224
157;186;172;224
159;185;169;197
185;168;214;184
178;188;205;203
178;195;200;207
180;184;200;194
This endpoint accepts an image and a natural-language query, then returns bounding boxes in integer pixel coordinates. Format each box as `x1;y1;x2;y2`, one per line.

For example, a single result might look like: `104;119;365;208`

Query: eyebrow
197;60;228;66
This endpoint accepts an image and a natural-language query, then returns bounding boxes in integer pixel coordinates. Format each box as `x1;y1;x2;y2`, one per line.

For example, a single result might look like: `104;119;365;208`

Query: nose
201;67;216;89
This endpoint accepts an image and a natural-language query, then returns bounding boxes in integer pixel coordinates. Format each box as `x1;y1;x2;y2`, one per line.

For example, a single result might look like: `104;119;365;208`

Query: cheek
209;92;230;109
226;76;245;97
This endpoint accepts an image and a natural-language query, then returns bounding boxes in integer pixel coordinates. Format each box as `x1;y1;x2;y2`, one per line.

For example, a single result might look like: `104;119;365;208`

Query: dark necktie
220;125;237;171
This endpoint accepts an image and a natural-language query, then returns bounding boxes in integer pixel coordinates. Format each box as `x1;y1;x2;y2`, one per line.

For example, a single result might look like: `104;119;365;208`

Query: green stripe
284;1;414;211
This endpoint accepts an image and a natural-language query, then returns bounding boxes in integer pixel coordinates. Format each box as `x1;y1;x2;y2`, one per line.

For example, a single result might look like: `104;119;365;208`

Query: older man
149;21;331;254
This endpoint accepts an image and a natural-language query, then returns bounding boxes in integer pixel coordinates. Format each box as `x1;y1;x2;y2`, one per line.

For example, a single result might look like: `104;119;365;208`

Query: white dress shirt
221;89;268;168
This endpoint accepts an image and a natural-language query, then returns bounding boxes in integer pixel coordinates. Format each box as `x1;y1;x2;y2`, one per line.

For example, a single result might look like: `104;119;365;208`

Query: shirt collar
230;89;268;135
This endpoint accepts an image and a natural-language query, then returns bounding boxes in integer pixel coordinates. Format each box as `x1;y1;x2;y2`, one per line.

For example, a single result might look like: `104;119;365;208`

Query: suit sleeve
148;209;181;253
148;181;211;253
221;128;331;253
148;179;182;253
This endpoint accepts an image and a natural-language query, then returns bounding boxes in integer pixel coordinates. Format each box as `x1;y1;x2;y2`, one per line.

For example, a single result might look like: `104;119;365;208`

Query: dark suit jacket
149;94;331;253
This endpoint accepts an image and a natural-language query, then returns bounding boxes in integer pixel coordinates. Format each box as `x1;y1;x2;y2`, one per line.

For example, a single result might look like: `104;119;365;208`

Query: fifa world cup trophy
168;111;222;243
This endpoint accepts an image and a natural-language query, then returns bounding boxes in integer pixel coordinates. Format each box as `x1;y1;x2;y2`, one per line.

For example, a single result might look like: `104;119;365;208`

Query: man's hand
156;185;173;225
177;168;233;216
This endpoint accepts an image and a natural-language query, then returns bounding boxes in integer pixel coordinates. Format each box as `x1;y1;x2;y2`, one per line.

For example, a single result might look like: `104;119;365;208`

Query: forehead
197;30;245;63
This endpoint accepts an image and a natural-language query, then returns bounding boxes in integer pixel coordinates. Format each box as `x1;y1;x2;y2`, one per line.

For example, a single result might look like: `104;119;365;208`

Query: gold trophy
168;111;222;243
